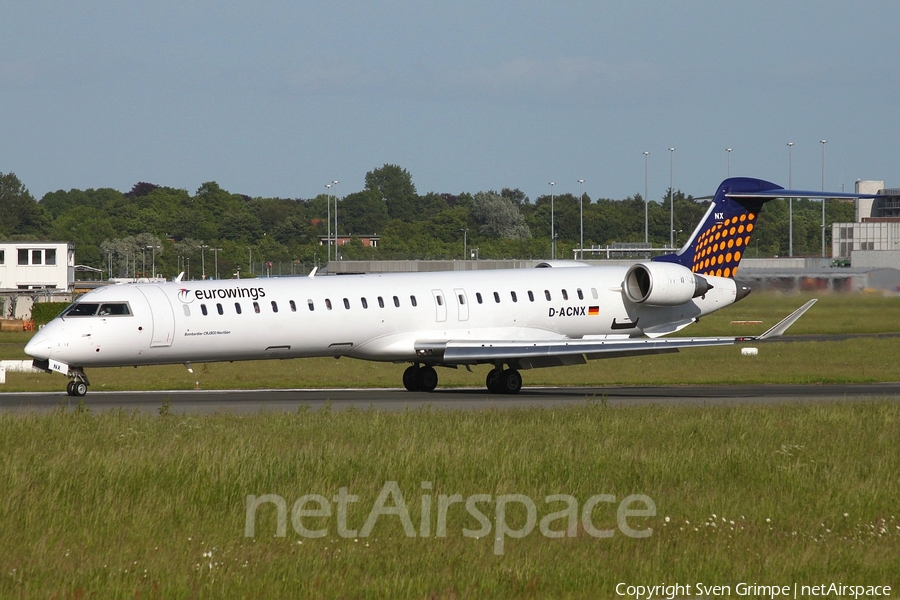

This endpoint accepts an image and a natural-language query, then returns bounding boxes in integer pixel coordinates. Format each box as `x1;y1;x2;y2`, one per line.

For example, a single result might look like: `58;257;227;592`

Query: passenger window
183;305;191;317
307;299;315;311
528;291;534;302
458;294;465;305
271;301;278;313
436;296;443;306
201;304;208;316
493;292;500;303
326;299;332;310
361;297;368;309
577;289;584;300
217;303;224;315
562;289;569;301
476;293;483;304
545;290;551;301
591;288;598;299
235;303;242;314
410;295;417;307
290;300;297;312
378;296;385;308
343;298;350;309
393;296;400;307
253;302;260;314
510;291;517;302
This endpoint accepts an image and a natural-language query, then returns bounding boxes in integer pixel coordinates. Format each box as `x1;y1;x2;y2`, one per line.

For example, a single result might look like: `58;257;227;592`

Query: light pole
577;179;585;260
146;245;160;278
820;139;827;257
460;228;467;260
325;183;332;262
199;244;208;279
211;247;222;280
787;142;794;257
668;147;675;249
549;182;556;259
643;151;649;245
332;180;340;259
726;148;732;177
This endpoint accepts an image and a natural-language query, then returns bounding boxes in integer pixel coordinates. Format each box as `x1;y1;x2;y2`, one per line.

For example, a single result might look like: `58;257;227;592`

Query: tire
419;366;438;392
501;369;522;394
66;381;76;396
402;366;421;391
486;368;502;393
73;382;88;397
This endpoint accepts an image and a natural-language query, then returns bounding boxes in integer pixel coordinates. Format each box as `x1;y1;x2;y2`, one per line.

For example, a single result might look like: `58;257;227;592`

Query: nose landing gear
66;368;90;397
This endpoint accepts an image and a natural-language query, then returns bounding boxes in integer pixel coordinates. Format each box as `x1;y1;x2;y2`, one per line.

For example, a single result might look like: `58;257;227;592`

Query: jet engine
623;262;712;306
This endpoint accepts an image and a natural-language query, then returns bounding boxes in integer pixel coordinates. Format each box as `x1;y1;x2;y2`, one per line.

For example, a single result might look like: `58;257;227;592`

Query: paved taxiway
1;383;898;414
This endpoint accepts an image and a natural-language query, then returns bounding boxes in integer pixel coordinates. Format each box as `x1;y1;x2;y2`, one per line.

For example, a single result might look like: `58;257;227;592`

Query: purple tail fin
653;177;783;278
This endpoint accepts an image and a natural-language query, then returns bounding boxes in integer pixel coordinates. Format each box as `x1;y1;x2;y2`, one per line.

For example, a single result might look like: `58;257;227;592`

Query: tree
339;189;389;234
0;172;50;237
365;164;418;222
471;191;531;239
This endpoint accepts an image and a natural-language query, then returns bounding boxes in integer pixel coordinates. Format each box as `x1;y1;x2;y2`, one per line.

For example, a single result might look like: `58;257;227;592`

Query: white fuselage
26;266;739;369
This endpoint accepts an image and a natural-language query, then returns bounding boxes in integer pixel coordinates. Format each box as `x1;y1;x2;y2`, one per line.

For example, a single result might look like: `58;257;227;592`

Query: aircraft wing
416;300;816;368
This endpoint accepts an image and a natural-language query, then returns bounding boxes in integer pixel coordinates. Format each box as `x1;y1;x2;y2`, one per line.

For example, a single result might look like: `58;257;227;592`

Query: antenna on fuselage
308;267;318;278
174;272;185;282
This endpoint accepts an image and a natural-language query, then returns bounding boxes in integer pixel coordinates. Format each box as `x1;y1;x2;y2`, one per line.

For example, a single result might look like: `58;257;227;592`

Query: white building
0;242;74;290
832;181;900;268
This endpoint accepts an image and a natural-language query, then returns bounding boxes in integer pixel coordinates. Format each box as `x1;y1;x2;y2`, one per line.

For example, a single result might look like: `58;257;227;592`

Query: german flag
588;306;599;316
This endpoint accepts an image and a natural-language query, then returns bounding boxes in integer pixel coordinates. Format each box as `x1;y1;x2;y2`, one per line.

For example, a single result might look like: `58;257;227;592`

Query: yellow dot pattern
691;212;756;278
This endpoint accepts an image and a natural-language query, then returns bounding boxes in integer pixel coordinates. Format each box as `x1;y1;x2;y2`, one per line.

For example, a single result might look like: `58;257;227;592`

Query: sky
2;2;899;204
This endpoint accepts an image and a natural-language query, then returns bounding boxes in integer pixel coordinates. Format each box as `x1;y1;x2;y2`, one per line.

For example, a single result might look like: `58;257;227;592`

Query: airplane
24;177;865;397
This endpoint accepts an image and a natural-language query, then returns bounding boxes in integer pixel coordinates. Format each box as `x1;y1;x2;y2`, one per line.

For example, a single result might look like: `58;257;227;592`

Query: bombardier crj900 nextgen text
25;177;863;397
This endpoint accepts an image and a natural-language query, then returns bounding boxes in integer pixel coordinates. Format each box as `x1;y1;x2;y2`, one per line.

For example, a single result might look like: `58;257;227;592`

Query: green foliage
4;165;866;272
0;172;50;238
31;302;71;325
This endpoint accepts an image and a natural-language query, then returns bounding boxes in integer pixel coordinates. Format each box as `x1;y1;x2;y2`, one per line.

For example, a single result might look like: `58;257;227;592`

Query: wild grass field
0;402;897;598
0;291;897;598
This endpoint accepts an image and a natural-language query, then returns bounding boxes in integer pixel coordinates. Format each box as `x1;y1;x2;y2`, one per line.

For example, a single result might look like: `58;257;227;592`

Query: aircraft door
431;289;447;323
137;286;176;347
454;288;469;322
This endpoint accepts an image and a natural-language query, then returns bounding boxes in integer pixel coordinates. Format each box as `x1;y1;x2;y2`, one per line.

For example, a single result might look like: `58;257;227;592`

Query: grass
0;402;897;597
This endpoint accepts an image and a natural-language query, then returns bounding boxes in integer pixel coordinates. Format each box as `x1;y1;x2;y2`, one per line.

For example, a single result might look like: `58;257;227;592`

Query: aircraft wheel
500;369;522;394
73;382;88;397
419;366;438;392
486;368;503;393
66;381;76;396
402;366;421;391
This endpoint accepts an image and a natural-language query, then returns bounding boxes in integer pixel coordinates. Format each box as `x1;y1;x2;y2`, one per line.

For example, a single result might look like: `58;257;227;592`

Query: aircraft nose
24;331;51;360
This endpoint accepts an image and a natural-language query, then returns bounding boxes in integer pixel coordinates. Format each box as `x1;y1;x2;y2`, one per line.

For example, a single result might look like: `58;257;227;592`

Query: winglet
754;299;817;340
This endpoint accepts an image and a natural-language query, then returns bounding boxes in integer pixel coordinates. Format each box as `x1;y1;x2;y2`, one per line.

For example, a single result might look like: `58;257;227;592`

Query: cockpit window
63;302;131;317
98;303;131;316
64;303;100;317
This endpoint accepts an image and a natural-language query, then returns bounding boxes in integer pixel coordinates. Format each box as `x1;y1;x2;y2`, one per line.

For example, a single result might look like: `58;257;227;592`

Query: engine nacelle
623;262;712;306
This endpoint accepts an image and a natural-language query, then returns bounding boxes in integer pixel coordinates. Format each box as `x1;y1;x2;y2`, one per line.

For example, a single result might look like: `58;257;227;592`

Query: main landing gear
403;364;439;392
402;364;523;394
65;368;90;397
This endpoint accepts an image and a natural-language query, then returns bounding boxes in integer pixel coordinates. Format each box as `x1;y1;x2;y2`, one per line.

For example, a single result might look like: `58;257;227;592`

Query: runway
1;383;898;414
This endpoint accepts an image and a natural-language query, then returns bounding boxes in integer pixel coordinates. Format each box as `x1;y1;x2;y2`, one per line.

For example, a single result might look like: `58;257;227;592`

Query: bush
31;302;70;325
